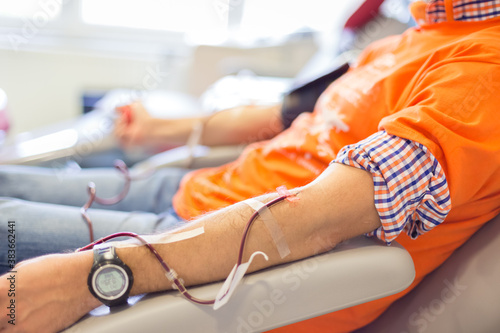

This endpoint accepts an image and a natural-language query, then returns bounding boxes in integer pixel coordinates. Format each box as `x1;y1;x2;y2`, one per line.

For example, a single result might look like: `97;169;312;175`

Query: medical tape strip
185;118;205;168
242;198;291;259
214;251;268;310
111;226;205;248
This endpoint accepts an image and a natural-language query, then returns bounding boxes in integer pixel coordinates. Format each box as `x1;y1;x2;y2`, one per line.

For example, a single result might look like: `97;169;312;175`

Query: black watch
87;244;134;307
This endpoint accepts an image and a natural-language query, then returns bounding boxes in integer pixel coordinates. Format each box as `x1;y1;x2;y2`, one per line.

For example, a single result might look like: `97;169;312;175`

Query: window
0;0;61;19
239;0;361;41
81;0;225;33
0;0;364;54
81;0;229;45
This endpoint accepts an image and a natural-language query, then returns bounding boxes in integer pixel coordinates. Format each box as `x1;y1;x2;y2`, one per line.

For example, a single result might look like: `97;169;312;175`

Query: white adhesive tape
112;226;205;248
242;198;291;259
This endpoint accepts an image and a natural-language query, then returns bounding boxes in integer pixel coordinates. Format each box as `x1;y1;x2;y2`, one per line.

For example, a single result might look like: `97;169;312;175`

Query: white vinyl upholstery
356;214;500;333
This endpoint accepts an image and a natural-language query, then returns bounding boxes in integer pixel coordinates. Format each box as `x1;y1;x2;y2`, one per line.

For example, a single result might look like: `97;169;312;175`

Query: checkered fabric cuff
426;0;500;23
334;131;451;244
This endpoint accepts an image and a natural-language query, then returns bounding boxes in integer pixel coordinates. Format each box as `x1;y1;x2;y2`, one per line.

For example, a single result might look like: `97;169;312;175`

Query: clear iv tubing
78;195;289;305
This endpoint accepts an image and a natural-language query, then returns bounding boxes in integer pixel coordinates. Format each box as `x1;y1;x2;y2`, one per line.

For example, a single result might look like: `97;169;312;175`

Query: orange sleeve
380;54;500;219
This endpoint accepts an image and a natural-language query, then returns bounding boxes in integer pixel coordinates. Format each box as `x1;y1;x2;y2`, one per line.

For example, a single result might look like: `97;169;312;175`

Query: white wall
0;49;188;135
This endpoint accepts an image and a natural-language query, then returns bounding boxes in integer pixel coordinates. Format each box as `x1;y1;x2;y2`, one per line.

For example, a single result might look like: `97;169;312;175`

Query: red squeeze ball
117;105;133;125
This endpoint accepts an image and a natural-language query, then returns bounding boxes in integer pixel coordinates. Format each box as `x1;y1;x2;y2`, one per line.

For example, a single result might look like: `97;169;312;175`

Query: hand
114;101;156;148
0;252;99;333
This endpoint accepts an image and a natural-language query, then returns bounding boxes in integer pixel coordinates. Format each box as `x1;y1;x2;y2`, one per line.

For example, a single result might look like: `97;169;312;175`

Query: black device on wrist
87;244;134;307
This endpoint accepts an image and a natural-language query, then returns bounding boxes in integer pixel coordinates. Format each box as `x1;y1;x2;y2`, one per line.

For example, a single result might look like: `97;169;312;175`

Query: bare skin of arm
113;102;284;149
0;163;380;333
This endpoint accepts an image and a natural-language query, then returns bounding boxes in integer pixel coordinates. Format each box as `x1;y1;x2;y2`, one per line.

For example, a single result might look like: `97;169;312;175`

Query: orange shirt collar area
411;0;500;25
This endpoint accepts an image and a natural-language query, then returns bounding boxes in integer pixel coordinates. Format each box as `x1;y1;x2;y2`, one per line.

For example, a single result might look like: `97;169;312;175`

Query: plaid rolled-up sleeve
333;130;451;244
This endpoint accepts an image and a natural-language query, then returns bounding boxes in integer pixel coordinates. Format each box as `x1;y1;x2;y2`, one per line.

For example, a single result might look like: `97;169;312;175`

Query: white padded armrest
65;236;414;333
0;111;116;166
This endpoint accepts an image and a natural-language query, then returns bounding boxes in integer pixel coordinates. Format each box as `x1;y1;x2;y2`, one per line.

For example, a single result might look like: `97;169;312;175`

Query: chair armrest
0;111;116;166
131;144;245;173
64;236;415;333
356;213;500;333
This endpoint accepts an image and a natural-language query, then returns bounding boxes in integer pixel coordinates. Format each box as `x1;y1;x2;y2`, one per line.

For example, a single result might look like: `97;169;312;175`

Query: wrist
35;251;100;313
115;245;173;296
71;251;103;310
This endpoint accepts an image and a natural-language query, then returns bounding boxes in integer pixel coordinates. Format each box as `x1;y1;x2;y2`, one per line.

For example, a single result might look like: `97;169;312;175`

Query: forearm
145;104;283;147
120;162;380;295
201;103;283;146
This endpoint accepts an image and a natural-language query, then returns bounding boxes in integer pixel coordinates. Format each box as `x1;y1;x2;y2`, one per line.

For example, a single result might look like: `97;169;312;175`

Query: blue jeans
0;165;190;274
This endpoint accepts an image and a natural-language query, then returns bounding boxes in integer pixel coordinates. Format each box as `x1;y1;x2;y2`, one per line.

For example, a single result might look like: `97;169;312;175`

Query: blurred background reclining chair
0;0;409;169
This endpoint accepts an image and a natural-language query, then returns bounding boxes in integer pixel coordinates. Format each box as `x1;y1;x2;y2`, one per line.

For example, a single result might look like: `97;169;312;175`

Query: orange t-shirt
173;15;500;332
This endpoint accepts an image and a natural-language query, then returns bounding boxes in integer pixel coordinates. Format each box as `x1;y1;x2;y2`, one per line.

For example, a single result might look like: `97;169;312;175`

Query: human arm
0;163;380;333
113;102;283;149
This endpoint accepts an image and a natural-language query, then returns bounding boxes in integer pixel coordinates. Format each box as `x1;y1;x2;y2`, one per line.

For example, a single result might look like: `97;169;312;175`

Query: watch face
93;265;129;300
